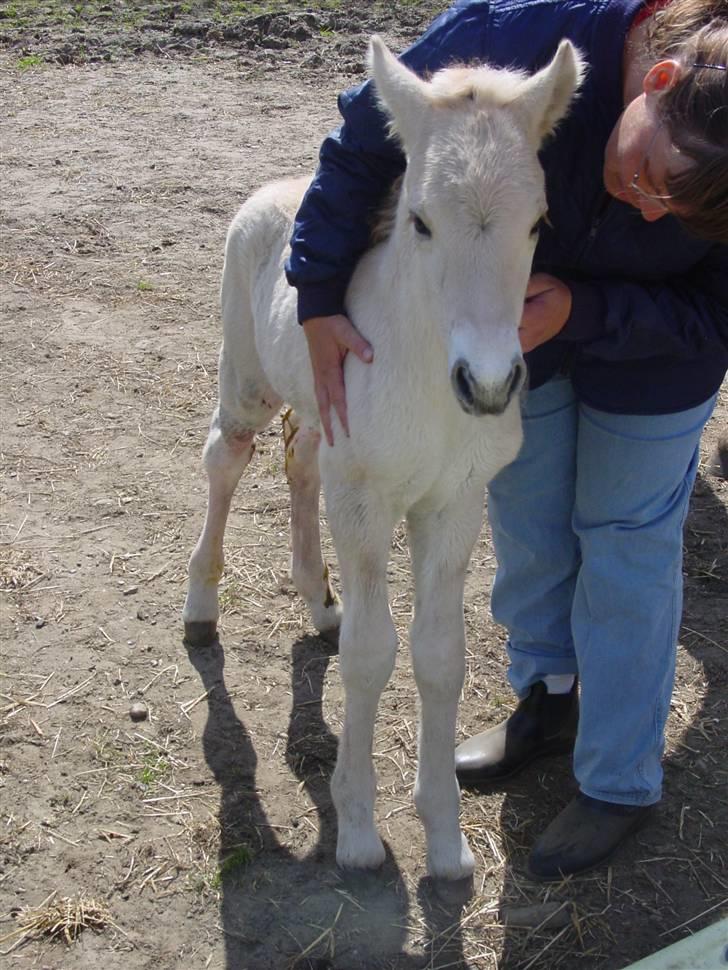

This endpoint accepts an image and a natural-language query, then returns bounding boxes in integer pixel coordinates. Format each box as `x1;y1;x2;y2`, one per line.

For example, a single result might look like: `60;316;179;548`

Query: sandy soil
1;6;727;969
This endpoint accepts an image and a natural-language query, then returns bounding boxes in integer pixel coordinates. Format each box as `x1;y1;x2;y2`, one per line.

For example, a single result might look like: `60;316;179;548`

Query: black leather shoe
455;680;578;787
528;792;656;881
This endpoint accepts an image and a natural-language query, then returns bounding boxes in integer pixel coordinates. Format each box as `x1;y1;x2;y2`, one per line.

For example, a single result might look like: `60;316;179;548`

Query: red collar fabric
632;0;672;28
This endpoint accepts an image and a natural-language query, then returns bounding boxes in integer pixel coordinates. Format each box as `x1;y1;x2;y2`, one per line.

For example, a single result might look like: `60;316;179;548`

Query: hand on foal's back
302;314;374;447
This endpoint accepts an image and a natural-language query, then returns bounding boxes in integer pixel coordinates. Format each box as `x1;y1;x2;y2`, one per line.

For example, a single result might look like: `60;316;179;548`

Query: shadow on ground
186;634;471;970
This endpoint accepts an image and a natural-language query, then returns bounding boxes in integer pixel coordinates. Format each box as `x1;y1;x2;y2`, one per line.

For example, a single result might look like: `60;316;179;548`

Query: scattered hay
0;892;114;953
0;547;42;591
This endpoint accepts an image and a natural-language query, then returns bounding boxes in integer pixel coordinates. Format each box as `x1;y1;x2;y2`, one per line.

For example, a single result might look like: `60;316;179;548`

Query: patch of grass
93;733;127;768
212;844;253;887
0;0;432;34
16;54;44;69
136;279;154;291
92;732;179;792
218;579;250;614
0;0;442;66
136;748;172;786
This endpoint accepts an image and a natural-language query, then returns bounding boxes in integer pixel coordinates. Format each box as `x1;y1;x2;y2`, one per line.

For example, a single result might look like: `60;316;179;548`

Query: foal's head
370;37;585;416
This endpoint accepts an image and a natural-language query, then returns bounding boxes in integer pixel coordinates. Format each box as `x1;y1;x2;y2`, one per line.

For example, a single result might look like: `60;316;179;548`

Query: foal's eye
412;214;432;238
530;214;549;238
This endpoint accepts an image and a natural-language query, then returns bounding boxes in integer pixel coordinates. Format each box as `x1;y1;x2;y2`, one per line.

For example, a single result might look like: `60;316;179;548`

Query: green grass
211;844;253;887
136;749;172;785
218;580;241;615
0;0;442;65
0;1;435;33
16;54;44;69
93;734;173;789
93;734;128;768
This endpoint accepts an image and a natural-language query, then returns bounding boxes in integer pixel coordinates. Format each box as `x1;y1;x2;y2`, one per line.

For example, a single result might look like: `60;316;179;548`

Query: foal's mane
370;174;403;245
427;63;528;108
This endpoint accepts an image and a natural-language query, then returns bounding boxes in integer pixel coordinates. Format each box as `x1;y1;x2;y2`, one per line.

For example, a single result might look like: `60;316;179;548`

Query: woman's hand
302;314;374;446
519;273;572;352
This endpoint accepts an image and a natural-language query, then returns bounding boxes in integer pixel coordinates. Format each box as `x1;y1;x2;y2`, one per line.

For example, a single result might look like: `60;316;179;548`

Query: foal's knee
201;412;256;478
411;635;466;699
339;612;398;694
209;409;256;453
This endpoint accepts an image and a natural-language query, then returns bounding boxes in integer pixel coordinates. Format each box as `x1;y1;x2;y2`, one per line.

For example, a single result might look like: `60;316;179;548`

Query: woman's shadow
185;631;472;969
492;468;728;969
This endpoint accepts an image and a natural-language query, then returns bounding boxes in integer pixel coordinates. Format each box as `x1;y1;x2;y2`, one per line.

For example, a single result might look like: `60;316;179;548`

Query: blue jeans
487;377;716;806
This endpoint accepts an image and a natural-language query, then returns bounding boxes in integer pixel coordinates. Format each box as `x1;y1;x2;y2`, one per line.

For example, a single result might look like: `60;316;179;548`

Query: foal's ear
515;40;586;145
368;35;430;150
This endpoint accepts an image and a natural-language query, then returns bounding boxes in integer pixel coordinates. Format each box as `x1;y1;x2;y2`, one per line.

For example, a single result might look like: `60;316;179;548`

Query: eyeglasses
628;120;673;212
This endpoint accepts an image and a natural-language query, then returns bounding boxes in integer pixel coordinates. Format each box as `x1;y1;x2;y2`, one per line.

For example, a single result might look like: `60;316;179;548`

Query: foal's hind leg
282;410;342;641
407;489;486;881
183;346;281;647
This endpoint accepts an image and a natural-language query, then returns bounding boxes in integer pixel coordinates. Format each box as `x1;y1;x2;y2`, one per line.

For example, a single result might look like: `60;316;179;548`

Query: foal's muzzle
451;357;526;416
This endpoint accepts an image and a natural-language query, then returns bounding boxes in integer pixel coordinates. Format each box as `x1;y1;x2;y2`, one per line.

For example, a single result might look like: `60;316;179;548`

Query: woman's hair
645;0;728;243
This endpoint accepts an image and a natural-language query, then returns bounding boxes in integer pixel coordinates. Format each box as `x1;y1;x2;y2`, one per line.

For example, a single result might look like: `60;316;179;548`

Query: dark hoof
317;625;340;649
183;621;218;648
430;874;474;906
710;439;728;479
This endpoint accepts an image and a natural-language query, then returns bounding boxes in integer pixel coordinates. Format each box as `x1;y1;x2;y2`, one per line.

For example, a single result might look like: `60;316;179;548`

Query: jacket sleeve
559;245;728;360
285;3;493;323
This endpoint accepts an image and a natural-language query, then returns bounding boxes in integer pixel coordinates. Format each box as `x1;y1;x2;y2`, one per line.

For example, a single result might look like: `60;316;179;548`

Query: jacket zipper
577;192;612;265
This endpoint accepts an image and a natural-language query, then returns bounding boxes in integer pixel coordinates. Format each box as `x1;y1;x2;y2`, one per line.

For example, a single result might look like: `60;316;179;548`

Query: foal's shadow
491;469;728;969
186;633;470;969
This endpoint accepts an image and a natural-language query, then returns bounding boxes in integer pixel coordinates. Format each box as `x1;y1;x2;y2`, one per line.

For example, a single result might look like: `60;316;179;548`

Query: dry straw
0;892;115;954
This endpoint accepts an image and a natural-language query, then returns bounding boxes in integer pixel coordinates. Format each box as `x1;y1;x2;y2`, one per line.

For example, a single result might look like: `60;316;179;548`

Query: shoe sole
456;737;575;789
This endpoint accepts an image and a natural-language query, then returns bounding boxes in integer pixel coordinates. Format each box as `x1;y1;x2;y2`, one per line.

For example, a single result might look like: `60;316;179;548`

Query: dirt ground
1;4;727;969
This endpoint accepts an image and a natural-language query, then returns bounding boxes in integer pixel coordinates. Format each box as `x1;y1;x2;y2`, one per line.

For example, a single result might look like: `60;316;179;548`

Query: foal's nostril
453;361;475;408
452;357;524;416
507;361;525;401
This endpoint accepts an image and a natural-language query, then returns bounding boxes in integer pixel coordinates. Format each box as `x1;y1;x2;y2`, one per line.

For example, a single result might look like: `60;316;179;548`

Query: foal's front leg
407;490;486;880
325;483;398;869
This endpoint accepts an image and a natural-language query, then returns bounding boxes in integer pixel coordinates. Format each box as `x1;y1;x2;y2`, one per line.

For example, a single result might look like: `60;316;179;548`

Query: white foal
184;37;584;881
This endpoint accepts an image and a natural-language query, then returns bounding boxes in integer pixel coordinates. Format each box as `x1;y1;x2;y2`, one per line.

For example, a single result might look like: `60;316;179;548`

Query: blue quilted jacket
285;0;728;414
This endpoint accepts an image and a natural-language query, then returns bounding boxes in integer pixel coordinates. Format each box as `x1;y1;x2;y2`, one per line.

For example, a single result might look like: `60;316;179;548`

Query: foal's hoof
427;834;476;883
183;621;218;648
336;829;386;870
431;874;475;906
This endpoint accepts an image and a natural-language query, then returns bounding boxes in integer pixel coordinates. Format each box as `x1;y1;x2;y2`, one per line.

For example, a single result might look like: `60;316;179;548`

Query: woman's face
603;61;693;221
603;94;679;221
